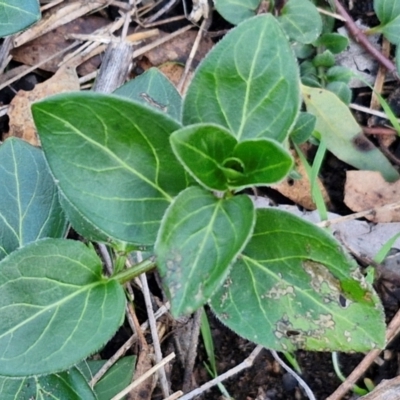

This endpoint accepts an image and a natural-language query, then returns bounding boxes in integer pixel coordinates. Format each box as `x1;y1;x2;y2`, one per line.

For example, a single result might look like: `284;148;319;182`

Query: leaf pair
171;124;293;191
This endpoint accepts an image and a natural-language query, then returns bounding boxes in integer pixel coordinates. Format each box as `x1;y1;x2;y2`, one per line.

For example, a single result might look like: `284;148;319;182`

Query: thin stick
271;350;316;400
139;255;170;397
349;103;400;122
110;352;176;400
327;308;400;400
316;201;400;228
0;41;80;92
177;18;207;94
177;345;263;400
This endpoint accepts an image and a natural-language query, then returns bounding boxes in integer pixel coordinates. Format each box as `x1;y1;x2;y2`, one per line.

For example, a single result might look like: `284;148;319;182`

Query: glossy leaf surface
278;0;322;44
32;92;189;245
211;209;386;352
302;85;399;182
183;14;300;142
0;0;40;37
156;187;255;316
0;239;126;376
114;67;181;121
0;367;96;400
0;138;66;260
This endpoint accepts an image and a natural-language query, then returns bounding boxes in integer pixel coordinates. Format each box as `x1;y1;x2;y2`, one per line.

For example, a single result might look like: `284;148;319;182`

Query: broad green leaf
0;138;66;260
228;139;293;189
114;67;182;121
210;209;386;352
0;239;126;376
374;0;400;24
170;123;237;191
79;356;136;400
278;0;322;44
315;33;349;54
214;0;260;25
302;85;399;182
0;0;40;37
0;367;96;400
32;92;189;245
183;14;300;142
312;50;335;68
326;66;352;84
290;112;316;144
155;187;255;316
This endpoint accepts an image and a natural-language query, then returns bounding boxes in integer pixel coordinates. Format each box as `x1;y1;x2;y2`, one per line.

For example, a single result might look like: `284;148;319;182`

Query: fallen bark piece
6;65;79;146
344;170;400;222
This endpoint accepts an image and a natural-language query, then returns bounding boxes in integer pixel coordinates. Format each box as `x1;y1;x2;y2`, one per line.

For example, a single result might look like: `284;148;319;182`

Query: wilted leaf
211;208;386;352
0;239;126;376
156;187;255;316
302;85;399;182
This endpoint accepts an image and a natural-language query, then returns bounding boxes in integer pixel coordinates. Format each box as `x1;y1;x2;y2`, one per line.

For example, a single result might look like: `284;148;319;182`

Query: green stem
112;256;156;284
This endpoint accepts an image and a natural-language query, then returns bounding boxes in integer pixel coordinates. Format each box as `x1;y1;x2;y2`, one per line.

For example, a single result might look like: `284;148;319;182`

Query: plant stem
333;0;399;80
112;256;156;284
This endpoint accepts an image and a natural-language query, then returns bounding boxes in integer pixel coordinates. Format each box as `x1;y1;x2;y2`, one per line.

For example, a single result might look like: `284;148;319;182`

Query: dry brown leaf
11;16;107;75
6;65;79;146
344;170;400;222
142;30;213;67
271;150;331;210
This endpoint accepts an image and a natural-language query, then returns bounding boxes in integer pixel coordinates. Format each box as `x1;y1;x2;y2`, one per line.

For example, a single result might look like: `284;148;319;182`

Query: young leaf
290;112;316;144
0;0;40;37
0;138;66;260
170;123;237;191
227;139;293;189
302;85;399;182
315;33;349;54
0;367;96;400
214;0;261;25
114;67;182;121
32;92;189;245
183;14;300;142
326;81;352;105
0;239;126;376
278;0;322;44
155;187;255;316
210;209;386;352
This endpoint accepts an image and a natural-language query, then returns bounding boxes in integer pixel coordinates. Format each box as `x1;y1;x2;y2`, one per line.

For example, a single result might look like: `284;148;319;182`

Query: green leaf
290;112;316;144
170;124;237;191
0;138;67;260
183;14;300;142
0;367;96;400
326;66;352;84
32;92;189;245
315;33;349;54
302;85;399;182
0;0;40;37
278;0;322;44
210;209;386;352
114;67;182;121
228;139;293;189
374;0;400;25
380;15;400;44
0;238;126;376
79;356;136;400
326;81;352;105
312;50;335;68
155;187;255;317
214;0;261;25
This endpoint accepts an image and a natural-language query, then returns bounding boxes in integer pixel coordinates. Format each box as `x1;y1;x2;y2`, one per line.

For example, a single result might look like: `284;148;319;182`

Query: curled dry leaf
344;170;400;222
271;150;331;210
6;66;79;146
